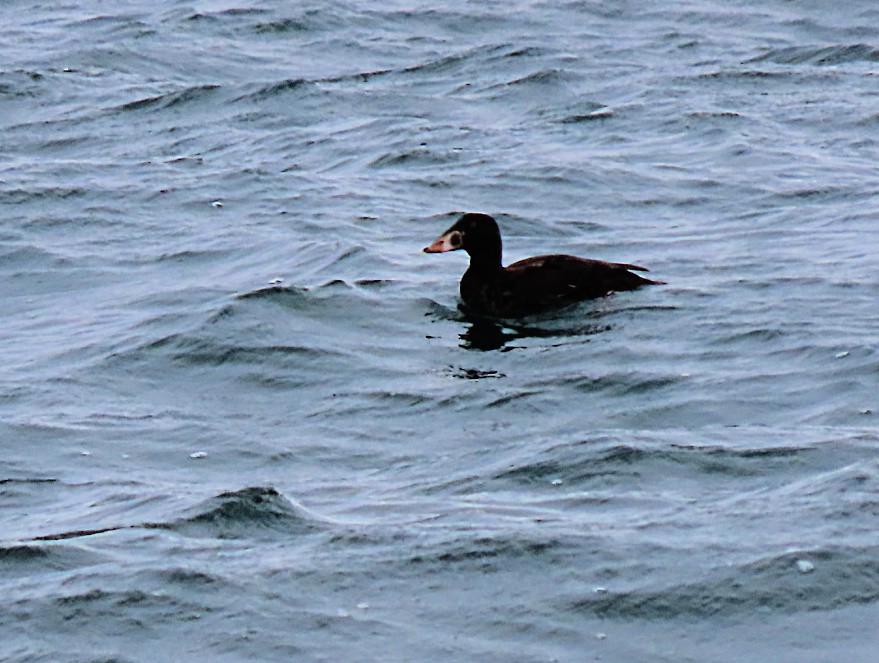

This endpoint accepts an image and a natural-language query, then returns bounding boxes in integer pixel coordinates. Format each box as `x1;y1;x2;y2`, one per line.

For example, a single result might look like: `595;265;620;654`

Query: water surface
1;1;878;661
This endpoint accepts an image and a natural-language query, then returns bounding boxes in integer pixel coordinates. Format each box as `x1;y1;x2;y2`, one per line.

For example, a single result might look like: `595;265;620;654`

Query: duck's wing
500;254;661;311
507;255;651;272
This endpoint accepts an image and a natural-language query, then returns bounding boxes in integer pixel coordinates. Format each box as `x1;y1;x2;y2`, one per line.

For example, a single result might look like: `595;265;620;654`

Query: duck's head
423;213;502;261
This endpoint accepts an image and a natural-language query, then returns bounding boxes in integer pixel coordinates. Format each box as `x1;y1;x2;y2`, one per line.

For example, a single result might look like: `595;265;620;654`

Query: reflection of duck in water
459;314;609;352
459;316;515;352
425;213;663;318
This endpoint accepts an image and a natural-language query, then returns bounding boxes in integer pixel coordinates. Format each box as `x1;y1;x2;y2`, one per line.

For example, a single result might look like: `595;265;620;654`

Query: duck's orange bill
423;231;461;253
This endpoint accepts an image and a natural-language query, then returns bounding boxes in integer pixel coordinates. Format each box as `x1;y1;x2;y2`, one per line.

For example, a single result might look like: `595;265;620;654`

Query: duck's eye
450;231;463;248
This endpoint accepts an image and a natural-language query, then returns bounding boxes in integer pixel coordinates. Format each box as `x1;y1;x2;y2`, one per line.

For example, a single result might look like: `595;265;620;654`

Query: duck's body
460;253;658;318
424;213;662;317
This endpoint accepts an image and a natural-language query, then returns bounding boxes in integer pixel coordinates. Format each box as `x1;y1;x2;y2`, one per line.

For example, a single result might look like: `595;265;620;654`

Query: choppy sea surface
2;1;878;661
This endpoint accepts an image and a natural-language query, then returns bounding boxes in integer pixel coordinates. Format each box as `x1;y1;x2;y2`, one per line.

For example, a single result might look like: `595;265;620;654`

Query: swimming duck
424;213;663;317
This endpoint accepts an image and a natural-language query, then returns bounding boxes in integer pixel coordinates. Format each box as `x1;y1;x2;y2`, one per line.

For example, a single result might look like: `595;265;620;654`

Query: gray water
2;1;878;661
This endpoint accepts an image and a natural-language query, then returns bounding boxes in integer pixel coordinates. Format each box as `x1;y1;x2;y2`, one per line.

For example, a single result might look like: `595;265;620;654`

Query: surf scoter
423;213;663;317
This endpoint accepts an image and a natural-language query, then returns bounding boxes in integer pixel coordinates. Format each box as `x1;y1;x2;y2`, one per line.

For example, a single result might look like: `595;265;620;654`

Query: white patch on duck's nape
423;230;463;253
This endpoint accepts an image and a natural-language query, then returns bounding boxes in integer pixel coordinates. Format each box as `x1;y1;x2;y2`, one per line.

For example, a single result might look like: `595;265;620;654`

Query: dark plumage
423;213;663;317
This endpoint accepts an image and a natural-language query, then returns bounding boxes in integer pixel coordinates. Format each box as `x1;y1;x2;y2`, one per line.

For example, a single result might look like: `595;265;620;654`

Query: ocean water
1;1;878;660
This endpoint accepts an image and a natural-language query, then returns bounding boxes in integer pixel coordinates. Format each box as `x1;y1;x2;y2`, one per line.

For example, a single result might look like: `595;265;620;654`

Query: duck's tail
613;262;666;286
637;274;666;286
